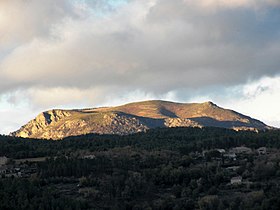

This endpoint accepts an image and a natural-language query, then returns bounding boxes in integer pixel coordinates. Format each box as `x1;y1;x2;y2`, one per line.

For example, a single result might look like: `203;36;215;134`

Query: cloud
0;0;77;49
222;76;280;127
188;0;280;9
0;0;280;132
3;86;177;111
1;0;279;95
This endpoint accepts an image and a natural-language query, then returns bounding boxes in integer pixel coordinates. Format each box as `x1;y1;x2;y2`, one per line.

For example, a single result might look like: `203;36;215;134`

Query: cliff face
11;100;270;139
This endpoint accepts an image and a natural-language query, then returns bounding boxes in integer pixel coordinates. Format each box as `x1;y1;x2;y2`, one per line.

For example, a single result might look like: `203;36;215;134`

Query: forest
1;127;280;210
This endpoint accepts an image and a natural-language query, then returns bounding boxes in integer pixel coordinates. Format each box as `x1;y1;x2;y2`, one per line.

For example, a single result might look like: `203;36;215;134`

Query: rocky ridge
11;100;271;139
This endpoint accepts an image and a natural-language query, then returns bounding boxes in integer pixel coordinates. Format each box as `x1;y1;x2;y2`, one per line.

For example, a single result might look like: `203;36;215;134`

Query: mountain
11;100;271;139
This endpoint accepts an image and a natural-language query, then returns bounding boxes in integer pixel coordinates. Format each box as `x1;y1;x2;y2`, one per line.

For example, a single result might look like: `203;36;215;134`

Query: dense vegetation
1;127;280;209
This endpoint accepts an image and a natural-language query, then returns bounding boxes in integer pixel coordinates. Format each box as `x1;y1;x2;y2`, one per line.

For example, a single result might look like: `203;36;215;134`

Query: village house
231;176;242;185
83;154;96;159
231;146;252;154
226;166;240;172
224;152;237;160
216;149;226;154
0;156;8;166
257;147;267;155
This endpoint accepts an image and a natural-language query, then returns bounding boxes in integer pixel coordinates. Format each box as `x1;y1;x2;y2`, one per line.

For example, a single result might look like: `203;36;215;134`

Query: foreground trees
1;127;280;209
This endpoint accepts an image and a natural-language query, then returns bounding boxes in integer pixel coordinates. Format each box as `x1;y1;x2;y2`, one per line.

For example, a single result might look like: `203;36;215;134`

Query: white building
231;146;252;154
231;176;242;185
257;147;267;155
83;154;96;159
224;152;237;160
216;149;226;154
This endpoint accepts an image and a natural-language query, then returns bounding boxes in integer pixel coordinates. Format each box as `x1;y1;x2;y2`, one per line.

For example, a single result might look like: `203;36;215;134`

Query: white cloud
0;0;76;49
0;93;36;134
220;76;280;127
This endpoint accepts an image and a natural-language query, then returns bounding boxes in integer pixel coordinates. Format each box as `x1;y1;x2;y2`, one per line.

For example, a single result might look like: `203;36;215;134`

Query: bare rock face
13;110;73;139
11;100;271;140
164;118;202;128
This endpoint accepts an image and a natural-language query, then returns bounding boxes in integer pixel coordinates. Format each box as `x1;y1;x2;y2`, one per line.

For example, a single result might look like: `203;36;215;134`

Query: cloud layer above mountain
0;0;280;132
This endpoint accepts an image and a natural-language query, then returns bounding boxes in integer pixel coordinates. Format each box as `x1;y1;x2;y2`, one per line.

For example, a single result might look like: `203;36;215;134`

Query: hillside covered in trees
1;127;280;209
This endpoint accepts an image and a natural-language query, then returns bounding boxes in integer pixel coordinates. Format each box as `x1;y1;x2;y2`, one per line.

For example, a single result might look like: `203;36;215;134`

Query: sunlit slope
11;100;270;139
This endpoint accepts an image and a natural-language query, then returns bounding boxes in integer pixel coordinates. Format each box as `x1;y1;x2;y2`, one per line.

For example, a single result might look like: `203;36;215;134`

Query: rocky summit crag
11;100;271;139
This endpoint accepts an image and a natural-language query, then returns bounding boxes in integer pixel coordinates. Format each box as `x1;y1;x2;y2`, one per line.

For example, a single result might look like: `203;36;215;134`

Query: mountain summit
11;100;270;139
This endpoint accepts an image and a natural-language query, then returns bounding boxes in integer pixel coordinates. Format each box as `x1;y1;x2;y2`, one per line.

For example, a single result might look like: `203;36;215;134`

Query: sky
0;0;280;134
